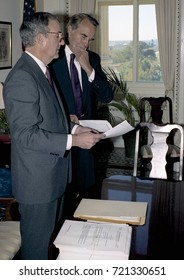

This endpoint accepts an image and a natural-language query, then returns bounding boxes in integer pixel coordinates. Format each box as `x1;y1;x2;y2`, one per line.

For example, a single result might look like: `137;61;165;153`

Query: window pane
138;4;162;82
107;5;133;81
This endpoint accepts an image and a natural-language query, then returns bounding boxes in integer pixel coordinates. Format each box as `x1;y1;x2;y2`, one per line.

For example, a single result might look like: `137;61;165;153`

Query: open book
54;219;132;260
74;199;148;225
79;119;134;138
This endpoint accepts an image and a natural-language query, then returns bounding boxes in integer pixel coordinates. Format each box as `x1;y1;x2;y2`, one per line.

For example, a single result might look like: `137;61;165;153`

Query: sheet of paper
54;219;132;260
79;120;112;132
104;120;134;138
79;119;134;138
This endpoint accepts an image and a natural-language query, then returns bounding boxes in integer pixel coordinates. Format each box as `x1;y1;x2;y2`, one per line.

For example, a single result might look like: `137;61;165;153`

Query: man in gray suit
3;12;104;260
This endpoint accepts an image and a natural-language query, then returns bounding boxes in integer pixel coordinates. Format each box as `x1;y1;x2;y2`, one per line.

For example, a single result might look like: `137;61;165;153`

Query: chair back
133;122;183;181
140;97;173;124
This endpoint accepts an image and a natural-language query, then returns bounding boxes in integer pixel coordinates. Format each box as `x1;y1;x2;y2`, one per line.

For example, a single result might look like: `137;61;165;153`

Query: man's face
67;19;96;54
43;20;64;63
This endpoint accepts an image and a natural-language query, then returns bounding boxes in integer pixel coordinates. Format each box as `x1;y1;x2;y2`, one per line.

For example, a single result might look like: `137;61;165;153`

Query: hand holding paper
79;119;134;138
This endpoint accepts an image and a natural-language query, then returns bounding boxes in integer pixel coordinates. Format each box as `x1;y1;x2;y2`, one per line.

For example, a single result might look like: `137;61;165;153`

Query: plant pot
123;129;136;159
0;134;11;144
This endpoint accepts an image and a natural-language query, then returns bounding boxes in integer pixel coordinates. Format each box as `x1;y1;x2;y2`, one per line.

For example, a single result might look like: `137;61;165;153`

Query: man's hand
75;50;93;77
70;114;79;124
72;126;105;149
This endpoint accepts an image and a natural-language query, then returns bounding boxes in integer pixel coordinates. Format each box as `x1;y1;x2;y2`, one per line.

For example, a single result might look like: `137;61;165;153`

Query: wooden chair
139;97;180;176
0;198;21;260
0;167;21;260
102;122;184;199
140;96;173;124
0;179;21;260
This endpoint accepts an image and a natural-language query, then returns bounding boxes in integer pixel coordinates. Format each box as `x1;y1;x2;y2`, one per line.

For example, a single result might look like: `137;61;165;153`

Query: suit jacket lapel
53;81;70;129
23;53;69;132
56;57;76;114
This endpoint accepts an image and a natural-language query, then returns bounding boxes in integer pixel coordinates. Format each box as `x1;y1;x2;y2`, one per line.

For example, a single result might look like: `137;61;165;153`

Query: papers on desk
79;119;134;138
74;199;148;225
54;219;132;260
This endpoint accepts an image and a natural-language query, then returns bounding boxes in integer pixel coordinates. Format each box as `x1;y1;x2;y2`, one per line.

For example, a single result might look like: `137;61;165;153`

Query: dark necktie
70;53;83;117
46;66;54;90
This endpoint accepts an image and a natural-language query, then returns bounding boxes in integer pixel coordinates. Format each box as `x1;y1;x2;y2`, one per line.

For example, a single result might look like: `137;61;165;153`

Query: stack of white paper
54;219;132;260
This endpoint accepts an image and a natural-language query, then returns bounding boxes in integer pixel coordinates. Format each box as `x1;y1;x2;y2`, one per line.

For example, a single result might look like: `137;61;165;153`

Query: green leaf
103;67;140;127
0;109;10;134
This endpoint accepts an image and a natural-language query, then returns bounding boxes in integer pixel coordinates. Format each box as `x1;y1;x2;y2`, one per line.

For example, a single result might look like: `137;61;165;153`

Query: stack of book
74;199;147;225
54;219;132;260
54;199;147;260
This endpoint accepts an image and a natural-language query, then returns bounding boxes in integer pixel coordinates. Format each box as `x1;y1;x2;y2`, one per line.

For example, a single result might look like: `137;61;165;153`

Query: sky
109;5;157;41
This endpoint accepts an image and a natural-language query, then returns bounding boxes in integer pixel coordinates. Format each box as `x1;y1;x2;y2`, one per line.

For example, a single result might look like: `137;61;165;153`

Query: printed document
54;219;132;260
79;119;134;138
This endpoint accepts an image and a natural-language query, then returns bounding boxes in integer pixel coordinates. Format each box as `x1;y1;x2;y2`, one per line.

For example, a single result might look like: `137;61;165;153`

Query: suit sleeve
3;69;69;157
89;52;114;103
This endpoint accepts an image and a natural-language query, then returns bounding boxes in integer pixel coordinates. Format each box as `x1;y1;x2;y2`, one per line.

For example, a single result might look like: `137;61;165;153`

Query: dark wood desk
50;180;184;260
50;178;184;260
141;179;184;260
101;176;184;260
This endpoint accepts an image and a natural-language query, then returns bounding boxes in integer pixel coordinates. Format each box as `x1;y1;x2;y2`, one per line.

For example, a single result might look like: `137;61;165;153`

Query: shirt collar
65;45;74;62
25;51;47;74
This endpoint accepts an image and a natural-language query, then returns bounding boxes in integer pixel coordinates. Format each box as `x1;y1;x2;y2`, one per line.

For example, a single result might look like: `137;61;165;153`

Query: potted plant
0;109;10;143
102;67;141;158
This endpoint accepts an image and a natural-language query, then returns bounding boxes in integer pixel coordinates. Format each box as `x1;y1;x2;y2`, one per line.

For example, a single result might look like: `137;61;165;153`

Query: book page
54;220;132;260
79;119;134;138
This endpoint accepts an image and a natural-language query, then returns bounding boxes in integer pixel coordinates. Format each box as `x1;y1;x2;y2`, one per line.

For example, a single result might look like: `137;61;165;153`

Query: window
97;0;164;95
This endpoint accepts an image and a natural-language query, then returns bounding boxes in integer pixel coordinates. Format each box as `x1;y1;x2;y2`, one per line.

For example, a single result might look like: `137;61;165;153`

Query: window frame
96;0;165;96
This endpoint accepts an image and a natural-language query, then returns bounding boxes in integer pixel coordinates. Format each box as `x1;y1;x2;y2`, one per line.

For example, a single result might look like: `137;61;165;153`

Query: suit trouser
63;148;95;219
19;195;64;260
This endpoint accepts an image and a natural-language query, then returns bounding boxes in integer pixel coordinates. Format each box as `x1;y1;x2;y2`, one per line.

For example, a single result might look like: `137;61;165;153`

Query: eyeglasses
47;32;64;41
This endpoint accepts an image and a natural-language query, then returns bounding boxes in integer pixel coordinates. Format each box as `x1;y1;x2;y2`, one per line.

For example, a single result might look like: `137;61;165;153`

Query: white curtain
155;0;177;99
67;0;96;16
177;0;184;123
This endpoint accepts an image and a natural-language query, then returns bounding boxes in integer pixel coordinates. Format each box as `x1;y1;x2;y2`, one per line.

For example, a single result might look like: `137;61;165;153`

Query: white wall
0;0;23;82
43;0;65;13
41;0;66;31
0;0;66;83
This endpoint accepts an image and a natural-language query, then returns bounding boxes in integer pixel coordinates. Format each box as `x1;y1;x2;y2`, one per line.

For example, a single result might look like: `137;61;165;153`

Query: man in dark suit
50;13;113;215
3;12;104;260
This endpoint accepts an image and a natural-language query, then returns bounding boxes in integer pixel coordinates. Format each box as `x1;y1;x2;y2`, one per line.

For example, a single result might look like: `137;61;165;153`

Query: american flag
23;0;36;21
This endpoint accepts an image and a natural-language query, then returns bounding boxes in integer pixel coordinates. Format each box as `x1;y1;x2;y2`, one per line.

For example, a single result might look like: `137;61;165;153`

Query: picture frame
0;21;12;69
